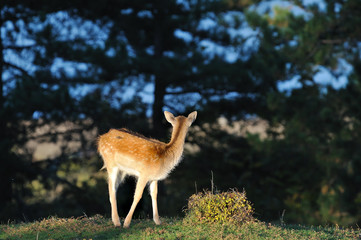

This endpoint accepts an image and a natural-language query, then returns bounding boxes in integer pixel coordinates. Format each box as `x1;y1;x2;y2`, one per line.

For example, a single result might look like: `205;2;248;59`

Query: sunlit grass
0;215;117;240
1;215;360;240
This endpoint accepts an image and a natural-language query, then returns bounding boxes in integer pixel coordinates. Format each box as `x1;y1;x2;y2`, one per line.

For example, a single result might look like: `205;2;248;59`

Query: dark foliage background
1;0;361;226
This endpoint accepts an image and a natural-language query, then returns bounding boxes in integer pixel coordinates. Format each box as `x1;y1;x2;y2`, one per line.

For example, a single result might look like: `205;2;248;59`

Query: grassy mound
185;189;254;225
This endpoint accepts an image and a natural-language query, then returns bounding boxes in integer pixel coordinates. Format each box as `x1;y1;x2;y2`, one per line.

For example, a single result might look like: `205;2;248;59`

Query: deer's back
98;129;167;171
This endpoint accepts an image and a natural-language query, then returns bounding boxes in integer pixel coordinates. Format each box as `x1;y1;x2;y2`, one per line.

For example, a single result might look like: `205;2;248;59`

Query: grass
1;215;360;240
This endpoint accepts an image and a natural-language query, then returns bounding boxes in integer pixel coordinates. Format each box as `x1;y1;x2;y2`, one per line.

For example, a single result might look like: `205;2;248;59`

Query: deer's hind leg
123;176;148;228
150;180;161;225
108;167;122;227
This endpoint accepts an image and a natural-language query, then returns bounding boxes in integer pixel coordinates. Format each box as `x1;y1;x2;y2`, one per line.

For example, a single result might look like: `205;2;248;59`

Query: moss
184;189;255;225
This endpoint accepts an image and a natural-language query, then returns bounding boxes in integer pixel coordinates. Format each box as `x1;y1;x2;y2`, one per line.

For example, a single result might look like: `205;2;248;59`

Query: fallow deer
97;111;197;228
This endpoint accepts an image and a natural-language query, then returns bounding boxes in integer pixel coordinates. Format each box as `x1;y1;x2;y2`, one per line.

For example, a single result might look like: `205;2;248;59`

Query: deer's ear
187;111;197;124
164;111;175;124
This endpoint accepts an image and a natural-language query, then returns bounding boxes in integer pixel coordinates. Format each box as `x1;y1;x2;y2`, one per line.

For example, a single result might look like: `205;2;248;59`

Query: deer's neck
165;120;188;168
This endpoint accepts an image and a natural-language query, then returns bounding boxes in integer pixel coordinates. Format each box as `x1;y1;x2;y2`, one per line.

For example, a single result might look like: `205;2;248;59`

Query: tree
70;0;285;135
244;0;361;224
0;0;132;220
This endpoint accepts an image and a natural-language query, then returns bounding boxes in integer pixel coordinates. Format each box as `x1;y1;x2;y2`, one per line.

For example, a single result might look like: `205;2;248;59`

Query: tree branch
321;39;345;44
4;61;34;79
4;44;36;50
165;89;202;95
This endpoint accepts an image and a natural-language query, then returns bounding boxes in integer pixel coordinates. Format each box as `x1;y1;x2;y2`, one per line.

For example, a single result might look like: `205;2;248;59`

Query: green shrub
185;189;254;225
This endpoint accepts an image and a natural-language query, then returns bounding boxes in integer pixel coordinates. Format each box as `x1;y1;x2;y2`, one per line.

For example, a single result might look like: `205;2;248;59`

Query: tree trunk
0;16;13;214
152;78;167;139
151;10;167;139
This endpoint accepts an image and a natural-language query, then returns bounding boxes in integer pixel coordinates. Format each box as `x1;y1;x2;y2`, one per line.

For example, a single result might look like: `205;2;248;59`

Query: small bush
185;189;254;225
